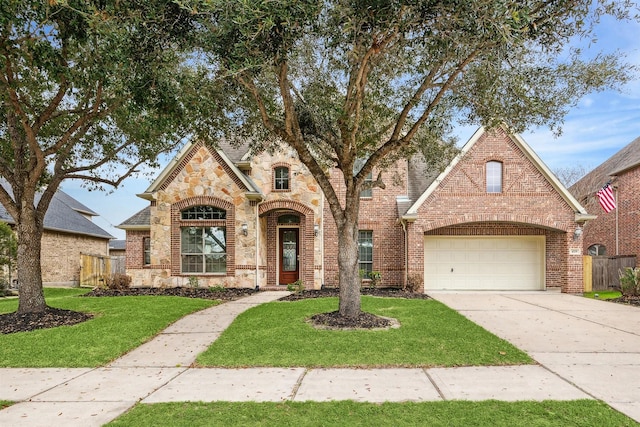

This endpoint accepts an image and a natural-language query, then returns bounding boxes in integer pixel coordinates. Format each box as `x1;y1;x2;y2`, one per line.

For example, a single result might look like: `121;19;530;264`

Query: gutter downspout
615;186;619;255
255;200;264;290
400;219;408;290
320;194;325;288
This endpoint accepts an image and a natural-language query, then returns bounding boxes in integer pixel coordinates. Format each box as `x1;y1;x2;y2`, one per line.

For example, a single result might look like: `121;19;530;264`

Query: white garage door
424;236;545;291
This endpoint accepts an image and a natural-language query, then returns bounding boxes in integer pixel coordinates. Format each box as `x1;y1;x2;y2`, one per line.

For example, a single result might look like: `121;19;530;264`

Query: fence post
583;255;592;293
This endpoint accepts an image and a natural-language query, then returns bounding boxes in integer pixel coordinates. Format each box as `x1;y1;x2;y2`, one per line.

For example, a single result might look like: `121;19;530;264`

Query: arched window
274;166;290;190
486;161;503;193
181;205;226;220
588;244;606;256
180;206;227;274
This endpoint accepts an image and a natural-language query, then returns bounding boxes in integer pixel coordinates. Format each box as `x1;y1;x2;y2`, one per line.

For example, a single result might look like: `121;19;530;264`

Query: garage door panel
424;236;544;291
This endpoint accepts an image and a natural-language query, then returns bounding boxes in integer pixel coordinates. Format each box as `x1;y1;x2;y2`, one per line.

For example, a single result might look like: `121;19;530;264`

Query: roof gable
139;141;262;201
406;126;588;217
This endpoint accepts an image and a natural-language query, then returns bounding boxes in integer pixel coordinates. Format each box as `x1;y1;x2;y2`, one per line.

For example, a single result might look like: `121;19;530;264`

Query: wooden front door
279;228;299;285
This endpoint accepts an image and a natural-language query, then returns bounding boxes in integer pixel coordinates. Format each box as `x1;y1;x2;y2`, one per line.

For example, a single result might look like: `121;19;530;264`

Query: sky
60;14;640;241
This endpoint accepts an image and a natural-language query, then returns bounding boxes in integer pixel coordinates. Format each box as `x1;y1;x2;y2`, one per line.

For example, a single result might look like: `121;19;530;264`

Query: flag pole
615;186;619;255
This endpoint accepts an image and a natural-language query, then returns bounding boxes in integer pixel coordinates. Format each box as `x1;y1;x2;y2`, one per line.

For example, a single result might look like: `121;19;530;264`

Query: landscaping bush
618;267;640;296
405;273;423;293
103;273;132;290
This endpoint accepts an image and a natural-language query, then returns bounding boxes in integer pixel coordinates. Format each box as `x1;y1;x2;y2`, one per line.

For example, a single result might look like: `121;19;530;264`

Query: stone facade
126;142;324;289
122;127;587;293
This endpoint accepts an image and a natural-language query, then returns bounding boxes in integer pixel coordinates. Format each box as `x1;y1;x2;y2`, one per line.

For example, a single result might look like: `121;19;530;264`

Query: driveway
429;290;640;422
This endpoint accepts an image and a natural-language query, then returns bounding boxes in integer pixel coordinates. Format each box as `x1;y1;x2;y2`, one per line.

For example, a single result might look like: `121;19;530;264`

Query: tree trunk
16;209;46;314
337;219;361;318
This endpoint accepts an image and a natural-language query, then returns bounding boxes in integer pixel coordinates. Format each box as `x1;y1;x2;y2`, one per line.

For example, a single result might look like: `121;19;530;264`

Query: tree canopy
0;0;211;313
190;0;636;316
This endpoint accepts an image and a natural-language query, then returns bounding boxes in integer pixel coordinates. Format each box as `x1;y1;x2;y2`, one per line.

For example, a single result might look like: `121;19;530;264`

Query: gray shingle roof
570;136;640;201
118;206;151;228
0;185;113;239
109;239;126;250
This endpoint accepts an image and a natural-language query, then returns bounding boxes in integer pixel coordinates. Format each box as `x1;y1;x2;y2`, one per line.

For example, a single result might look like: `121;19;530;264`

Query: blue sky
61;15;640;240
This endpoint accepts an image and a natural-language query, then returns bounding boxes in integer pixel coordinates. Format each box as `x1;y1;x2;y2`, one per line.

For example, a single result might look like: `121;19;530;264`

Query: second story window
274;166;290;190
486;161;503;193
360;172;373;198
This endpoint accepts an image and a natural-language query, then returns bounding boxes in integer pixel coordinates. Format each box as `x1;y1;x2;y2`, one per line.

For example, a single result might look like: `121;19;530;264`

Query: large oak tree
193;0;635;318
0;1;208;313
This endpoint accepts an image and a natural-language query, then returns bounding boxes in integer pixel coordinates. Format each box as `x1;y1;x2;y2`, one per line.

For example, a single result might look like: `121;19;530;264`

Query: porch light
573;227;583;241
241;223;248;236
314;224;319;237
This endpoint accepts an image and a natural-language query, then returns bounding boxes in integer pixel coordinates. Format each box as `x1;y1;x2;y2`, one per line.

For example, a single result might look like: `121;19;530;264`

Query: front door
279;228;299;285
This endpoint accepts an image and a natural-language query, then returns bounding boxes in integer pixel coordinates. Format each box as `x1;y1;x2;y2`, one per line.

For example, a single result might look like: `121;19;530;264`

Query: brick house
0;189;114;287
119;126;588;293
570;136;640;258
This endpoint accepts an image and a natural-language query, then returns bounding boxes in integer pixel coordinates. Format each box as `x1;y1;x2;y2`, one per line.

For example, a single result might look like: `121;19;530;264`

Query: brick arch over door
170;196;236;276
259;200;314;287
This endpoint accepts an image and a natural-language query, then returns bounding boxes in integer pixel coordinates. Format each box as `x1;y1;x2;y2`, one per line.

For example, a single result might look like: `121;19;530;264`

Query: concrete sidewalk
430;290;640;423
1;290;638;426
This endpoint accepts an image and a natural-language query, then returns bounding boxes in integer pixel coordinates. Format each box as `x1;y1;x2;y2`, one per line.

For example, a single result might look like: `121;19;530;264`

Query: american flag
596;183;616;213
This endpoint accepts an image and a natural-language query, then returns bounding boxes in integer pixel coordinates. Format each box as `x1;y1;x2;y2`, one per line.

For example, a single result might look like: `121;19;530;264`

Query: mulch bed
83;287;259;301
610;295;640;307
0;307;94;335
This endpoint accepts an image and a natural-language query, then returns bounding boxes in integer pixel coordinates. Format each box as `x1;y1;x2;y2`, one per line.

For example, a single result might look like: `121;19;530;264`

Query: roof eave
117;224;151;231
575;213;597;224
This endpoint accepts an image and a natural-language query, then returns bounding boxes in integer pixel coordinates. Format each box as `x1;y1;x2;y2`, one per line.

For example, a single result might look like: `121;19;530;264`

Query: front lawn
197;297;532;367
0;288;217;367
108;400;636;427
584;291;622;300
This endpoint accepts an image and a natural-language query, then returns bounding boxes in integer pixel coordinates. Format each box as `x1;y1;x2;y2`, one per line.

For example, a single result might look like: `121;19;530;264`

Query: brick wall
40;230;109;286
582;168;640;258
323;161;407;287
411;128;583;293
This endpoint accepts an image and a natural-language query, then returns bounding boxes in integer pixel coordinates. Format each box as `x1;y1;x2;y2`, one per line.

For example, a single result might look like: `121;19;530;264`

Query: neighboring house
109;240;127;257
119;126;588;293
0;188;114;287
570;136;640;258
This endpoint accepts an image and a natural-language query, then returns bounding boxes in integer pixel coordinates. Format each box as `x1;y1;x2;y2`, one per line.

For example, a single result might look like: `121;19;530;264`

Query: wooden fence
584;255;637;291
80;253;126;287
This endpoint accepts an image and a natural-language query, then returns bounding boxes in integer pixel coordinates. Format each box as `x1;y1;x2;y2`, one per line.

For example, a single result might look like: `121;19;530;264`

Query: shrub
618;267;640;296
103;273;132;290
188;276;200;288
367;271;381;288
287;279;305;293
0;278;10;297
405;273;423;293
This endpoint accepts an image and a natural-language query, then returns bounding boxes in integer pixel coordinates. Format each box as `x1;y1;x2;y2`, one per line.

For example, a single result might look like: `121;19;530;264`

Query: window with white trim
588;244;606;256
181;226;227;273
358;230;373;274
274;166;290;190
486;161;502;193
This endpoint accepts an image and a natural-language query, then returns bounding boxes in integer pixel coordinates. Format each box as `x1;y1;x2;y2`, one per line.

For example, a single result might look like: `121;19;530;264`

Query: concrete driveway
429;290;640;422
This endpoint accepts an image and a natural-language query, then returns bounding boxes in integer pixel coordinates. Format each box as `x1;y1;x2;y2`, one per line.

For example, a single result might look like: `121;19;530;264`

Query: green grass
0;401;12;410
197;297;532;367
107;400;638;427
0;288;217;367
584;290;622;300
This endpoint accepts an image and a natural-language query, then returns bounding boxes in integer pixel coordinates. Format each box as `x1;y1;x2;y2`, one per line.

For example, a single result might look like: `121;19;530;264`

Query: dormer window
274;166;290;191
486;161;502;193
